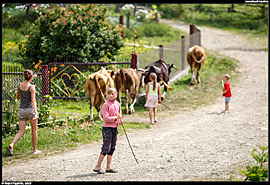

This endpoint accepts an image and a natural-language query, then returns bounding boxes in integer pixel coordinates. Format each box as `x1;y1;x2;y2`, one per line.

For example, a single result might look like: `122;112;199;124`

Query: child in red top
222;74;232;113
93;87;122;174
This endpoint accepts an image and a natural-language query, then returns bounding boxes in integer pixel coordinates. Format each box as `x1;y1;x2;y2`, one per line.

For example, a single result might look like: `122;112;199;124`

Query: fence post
190;24;195;35
155;12;159;23
198;30;201;46
119;15;124;39
131;53;137;69
181;36;185;70
159;45;163;60
42;65;49;98
127;12;130;29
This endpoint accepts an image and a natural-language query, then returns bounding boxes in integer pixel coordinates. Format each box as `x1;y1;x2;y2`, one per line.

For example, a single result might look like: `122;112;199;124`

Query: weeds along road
2;20;268;181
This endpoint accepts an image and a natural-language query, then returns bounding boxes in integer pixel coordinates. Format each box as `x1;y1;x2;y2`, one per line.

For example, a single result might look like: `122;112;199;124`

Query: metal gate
46;55;133;99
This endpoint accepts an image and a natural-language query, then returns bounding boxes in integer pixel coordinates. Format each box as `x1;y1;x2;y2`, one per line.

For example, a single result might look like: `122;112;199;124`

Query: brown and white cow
144;59;176;99
85;68;114;123
187;45;206;85
114;68;145;114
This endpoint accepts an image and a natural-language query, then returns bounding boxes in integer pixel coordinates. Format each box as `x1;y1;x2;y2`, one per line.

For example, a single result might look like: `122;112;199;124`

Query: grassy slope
134;51;240;117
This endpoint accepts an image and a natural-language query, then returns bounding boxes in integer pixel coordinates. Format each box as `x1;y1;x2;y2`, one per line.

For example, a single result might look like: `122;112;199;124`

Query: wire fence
2;65;43;113
137;31;201;78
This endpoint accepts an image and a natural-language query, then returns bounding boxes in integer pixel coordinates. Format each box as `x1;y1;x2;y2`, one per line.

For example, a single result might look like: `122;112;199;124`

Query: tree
19;4;124;67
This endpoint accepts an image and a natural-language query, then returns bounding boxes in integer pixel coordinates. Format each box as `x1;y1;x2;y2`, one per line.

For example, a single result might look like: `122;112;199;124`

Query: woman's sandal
6;146;13;156
93;169;104;174
106;169;118;173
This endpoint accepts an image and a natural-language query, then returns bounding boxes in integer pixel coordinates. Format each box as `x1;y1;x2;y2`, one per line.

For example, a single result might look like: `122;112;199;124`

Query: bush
136;23;170;38
2;41;21;64
240;146;268;181
2;8;40;30
19;4;124;68
158;4;185;20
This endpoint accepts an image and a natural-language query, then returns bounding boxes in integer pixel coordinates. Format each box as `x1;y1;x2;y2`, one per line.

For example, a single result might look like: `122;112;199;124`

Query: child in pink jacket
93;87;122;174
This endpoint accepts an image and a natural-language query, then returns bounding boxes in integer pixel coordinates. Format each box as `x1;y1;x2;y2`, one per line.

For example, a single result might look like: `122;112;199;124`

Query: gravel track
2;20;268;181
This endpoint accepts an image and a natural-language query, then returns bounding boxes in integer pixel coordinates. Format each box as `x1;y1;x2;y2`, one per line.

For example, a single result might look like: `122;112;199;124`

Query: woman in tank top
6;70;42;155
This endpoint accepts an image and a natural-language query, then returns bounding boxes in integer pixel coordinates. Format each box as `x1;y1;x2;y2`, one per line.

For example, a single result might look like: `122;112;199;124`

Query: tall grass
180;4;268;36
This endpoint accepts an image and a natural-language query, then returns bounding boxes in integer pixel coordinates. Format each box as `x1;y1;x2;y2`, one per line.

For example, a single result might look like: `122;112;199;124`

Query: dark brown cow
144;59;176;99
187;45;206;85
114;68;145;114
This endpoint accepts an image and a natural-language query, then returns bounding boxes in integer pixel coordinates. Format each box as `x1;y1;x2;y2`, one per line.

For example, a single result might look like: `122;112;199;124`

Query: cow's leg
117;89;121;105
95;98;103;121
190;65;195;85
97;106;103;121
129;93;137;114
161;84;167;100
89;97;95;123
125;89;129;114
196;64;201;84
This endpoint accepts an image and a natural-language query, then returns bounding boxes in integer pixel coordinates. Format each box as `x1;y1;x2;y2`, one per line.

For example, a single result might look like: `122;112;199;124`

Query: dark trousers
101;127;118;156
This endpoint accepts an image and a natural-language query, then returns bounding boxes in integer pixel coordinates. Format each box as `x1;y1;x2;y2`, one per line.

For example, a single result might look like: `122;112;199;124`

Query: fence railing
45;54;134;99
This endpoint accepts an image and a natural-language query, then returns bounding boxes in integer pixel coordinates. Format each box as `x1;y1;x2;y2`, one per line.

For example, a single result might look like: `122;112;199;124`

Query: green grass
2;119;150;166
2;28;26;43
164;52;240;112
134;51;240;115
181;4;268;37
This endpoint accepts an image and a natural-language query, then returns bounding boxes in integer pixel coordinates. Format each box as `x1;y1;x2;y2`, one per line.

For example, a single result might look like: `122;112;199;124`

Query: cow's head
106;70;115;79
136;68;147;88
166;64;177;75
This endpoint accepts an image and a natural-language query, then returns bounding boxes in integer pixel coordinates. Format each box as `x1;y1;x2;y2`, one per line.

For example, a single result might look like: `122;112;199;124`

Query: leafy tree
19;4;124;68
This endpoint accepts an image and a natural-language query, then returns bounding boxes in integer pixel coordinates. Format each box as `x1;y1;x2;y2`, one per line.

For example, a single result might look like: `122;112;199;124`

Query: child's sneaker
6;146;13;156
33;150;42;155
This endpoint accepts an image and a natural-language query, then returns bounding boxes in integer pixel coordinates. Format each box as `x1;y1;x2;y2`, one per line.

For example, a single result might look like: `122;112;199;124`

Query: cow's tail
120;68;127;90
95;75;106;102
85;79;89;98
191;50;200;63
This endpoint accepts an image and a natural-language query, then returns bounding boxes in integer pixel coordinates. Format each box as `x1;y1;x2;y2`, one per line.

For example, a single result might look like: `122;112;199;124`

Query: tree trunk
134;4;137;16
115;4;120;13
261;4;266;18
127;12;130;29
25;4;31;21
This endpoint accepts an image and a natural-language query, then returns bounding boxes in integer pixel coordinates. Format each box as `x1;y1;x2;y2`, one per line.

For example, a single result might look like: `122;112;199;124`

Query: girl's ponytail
150;73;157;91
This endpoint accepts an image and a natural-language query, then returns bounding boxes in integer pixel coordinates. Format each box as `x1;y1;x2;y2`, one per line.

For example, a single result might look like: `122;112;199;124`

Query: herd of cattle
85;45;206;123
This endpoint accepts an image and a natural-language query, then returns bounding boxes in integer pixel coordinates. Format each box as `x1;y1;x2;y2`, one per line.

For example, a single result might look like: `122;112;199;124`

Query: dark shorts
101;127;118;156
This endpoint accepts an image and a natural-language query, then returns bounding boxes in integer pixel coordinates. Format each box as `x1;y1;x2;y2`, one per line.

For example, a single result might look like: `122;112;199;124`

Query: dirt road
2;20;268;181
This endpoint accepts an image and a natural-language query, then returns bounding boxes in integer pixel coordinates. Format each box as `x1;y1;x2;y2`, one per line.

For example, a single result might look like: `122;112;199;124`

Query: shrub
19;4;124;68
158;4;185;20
136;23;170;38
240;146;268;181
2;41;21;63
2;8;40;30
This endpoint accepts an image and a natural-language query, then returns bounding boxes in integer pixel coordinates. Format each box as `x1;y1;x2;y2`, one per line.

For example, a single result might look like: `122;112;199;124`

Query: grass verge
134;51;241;117
2;119;150;166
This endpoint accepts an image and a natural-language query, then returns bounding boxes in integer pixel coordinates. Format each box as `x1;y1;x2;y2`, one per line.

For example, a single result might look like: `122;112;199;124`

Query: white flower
122;4;134;10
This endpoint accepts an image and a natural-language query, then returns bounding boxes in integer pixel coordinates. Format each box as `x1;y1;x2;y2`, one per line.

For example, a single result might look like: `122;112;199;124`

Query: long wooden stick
120;119;139;164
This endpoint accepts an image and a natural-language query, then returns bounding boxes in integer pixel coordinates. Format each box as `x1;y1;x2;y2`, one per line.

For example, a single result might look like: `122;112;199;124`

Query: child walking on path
222;74;232;113
93;87;122;174
145;73;162;124
6;70;41;156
